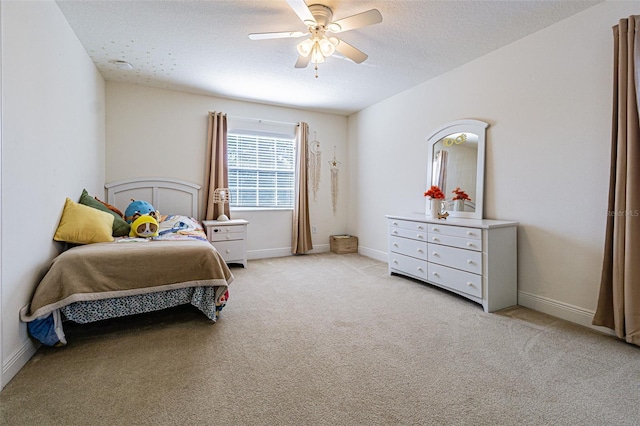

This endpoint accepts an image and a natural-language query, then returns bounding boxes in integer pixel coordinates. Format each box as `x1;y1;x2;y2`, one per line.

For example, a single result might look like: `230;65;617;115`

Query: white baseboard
247;248;292;260
247;244;330;260
310;244;330;254
358;246;387;263
518;290;615;336
2;338;38;389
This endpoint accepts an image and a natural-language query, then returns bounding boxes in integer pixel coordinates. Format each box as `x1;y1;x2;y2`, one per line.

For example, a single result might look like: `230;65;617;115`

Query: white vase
430;198;445;217
453;199;464;211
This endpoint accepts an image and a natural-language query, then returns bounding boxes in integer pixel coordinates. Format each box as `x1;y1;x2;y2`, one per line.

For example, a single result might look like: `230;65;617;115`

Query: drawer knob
432;237;439;242
393;243;399;247
226;235;231;240
226;249;230;253
417;248;424;253
432;272;439;277
467;282;474;287
467;231;475;236
467;242;474;247
417;225;424;230
432;252;439;256
392;222;398;226
393;260;398;264
392;230;398;235
432;227;439;232
417;267;424;272
467;259;474;264
417;234;424;239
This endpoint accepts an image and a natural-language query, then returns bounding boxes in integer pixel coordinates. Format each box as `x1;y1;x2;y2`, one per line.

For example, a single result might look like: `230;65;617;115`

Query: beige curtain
593;16;640;346
292;122;313;254
203;111;230;220
433;150;448;194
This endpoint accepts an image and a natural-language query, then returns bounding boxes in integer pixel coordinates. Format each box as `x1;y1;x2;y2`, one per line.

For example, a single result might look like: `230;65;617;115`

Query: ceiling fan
249;0;383;77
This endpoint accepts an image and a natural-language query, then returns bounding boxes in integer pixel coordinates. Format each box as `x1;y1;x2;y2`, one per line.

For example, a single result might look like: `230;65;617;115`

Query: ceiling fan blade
334;39;368;64
329;9;382;33
286;0;316;25
295;55;311;68
249;31;306;40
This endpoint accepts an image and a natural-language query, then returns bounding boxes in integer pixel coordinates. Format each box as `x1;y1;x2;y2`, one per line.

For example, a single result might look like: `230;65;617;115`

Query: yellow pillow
54;198;115;244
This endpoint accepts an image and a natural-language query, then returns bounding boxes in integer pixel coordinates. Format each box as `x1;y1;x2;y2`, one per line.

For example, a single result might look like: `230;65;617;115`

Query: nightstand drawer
208;227;245;242
212;240;244;262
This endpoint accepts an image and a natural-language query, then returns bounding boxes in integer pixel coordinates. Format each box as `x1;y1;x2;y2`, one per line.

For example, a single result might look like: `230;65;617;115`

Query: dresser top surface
386;213;517;229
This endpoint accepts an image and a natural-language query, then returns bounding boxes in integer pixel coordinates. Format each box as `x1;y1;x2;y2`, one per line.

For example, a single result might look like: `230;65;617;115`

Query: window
227;132;295;208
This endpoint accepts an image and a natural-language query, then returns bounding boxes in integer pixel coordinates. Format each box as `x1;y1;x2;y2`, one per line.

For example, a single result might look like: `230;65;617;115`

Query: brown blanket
20;239;233;321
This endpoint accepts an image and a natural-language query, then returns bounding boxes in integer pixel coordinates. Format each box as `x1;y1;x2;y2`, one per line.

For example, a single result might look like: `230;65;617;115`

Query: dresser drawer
208;226;245;242
427;243;482;274
428;234;481;252
389;227;427;242
388;219;428;233
389;252;428;280
428;263;482;298
427;224;481;240
389;236;428;260
212;240;244;262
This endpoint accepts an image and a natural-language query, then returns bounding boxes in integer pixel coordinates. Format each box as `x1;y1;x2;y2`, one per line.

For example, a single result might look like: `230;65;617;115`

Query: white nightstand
202;219;249;267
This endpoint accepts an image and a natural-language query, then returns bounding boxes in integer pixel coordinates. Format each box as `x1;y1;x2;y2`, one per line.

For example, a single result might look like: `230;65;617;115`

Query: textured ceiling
55;0;602;115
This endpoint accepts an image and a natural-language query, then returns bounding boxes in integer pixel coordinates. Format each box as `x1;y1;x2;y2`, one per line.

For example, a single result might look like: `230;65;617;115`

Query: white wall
348;0;639;330
105;83;348;257
1;0;105;387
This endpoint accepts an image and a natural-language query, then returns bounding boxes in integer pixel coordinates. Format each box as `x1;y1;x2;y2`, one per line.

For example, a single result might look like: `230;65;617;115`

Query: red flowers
424;185;445;199
452;187;471;201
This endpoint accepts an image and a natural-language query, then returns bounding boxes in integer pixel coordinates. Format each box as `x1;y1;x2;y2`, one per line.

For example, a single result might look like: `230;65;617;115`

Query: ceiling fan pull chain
315;65;319;79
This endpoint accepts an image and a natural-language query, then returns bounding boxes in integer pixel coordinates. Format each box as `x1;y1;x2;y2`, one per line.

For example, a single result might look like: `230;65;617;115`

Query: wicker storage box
330;235;358;254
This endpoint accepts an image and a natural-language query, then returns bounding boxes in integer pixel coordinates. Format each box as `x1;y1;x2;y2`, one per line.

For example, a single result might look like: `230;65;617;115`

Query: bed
20;178;233;346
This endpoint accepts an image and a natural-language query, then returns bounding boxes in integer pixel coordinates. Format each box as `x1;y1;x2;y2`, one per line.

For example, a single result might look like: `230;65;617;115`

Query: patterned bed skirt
60;286;227;324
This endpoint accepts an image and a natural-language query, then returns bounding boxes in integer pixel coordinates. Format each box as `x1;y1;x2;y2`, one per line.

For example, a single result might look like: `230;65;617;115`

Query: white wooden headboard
105;177;201;219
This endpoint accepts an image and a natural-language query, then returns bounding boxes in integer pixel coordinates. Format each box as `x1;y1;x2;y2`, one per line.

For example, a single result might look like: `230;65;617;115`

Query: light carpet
1;253;639;425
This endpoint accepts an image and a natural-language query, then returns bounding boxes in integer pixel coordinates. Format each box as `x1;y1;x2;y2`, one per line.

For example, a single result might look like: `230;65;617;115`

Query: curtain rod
227;115;297;127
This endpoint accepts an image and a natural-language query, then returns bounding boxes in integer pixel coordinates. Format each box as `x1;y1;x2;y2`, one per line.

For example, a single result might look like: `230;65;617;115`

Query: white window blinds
227;132;295;208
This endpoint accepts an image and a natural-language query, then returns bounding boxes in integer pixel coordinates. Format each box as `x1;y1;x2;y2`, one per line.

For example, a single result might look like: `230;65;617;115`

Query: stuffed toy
129;215;159;238
124;200;159;224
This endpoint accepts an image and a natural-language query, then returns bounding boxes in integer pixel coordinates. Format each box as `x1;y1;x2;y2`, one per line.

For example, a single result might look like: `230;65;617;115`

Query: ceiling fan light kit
249;0;382;78
295;29;337;64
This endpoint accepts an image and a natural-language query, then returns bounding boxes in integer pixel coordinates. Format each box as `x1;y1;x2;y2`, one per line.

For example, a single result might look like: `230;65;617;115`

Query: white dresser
202;219;249;267
386;214;517;312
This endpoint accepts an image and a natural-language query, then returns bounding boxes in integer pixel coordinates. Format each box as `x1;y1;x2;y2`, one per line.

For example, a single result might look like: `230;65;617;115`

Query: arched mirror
426;119;488;219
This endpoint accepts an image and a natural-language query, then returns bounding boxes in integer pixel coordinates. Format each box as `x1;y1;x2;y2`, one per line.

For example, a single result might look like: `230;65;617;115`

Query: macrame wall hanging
308;132;322;202
329;146;340;215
